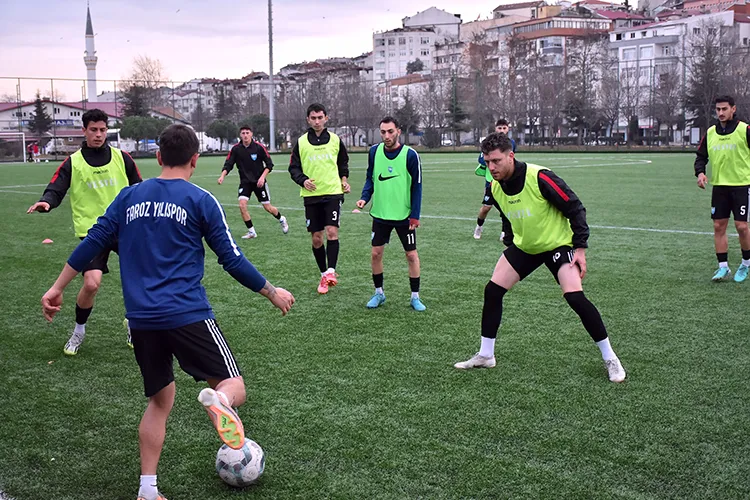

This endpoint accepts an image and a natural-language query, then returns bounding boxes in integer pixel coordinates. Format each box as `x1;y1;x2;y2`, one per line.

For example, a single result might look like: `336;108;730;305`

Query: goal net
0;132;27;163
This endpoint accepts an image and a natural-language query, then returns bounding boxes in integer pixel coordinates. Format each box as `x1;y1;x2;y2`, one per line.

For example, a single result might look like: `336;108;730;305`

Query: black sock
743;249;750;261
481;281;507;339
717;252;728;263
477;218;486;227
373;273;384;289
312;245;327;273
410;276;420;293
75;304;93;325
327;239;339;270
564;291;608;342
244;219;254;229
273;211;282;220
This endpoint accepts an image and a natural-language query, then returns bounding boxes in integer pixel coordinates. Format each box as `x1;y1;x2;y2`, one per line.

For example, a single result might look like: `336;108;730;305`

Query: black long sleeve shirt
486;160;589;249
289;128;349;205
222;140;273;185
39;141;142;210
694;117;750;176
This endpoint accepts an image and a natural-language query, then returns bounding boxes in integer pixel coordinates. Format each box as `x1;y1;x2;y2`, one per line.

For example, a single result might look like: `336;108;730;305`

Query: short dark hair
239;124;252;132
380;116;400;129
158;124;199;167
715;95;735;107
481;132;513;155
495;118;509;127
307;103;327;117
82;109;109;128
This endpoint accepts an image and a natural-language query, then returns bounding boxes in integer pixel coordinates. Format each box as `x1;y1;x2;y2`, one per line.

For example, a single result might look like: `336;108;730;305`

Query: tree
564;33;607;144
121;85;150;117
239;114;270;144
685;20;731;133
0;94;16;103
206;119;238;150
445;74;470;145
190;99;212;133
653;65;682;143
27;93;53;142
394;93;420;145
406;59;424;74
119;116;170;153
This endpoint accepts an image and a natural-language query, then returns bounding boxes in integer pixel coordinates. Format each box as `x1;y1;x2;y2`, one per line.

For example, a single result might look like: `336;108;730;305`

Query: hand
697;173;708;190
268;287;295;316
256;177;266;188
27;201;50;214
570;248;587;279
409;218;420;230
217;175;225;185
303;179;317;191
342;180;351;193
41;287;63;322
356;200;366;209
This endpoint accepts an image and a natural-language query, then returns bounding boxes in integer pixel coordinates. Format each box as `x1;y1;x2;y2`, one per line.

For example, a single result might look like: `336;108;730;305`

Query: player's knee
371;247;384;260
714;219;728;232
325;227;338;240
405;250;419;264
262;203;274;213
735;221;749;234
564;290;591;312
82;276;101;295
485;281;507;302
312;232;324;247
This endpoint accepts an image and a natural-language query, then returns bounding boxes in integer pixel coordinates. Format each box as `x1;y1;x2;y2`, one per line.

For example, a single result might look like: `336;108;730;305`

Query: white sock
742;259;750;267
719;261;729;268
479;336;495;358
216;390;231;406
596;338;617;361
138;475;158;498
375;287;384;295
326;267;335;275
74;323;86;335
411;292;420;299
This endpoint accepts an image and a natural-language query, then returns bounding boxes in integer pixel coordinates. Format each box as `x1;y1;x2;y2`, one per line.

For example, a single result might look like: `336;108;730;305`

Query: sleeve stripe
413;150;422;183
539;172;569;202
49;158;68;183
194;185;241;257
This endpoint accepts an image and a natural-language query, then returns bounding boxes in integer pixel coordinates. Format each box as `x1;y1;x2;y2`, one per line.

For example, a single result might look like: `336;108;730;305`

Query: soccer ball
215;438;265;487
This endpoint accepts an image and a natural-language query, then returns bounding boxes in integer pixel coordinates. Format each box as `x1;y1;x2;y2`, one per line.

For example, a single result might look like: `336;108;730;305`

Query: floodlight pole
268;0;277;152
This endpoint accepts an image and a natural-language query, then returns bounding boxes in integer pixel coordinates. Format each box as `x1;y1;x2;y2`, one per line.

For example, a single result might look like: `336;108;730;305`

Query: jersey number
407;233;415;245
331;211;338;221
741;205;747;216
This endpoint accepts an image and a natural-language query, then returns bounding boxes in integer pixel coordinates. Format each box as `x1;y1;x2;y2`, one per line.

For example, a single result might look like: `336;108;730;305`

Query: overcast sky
1;0;508;100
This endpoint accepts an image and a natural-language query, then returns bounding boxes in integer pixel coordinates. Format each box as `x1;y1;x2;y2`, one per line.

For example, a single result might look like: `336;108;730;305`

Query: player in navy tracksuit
41;124;295;500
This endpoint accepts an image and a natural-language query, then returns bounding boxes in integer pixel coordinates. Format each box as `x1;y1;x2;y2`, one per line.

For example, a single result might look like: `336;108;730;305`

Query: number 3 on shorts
332;211;338;221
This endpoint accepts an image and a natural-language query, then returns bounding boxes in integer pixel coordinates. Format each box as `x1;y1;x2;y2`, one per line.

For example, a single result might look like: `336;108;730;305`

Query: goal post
0;131;27;163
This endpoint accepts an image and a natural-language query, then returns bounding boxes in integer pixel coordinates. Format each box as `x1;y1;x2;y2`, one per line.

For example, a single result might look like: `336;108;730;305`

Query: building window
615;33;622;40
378;50;385;57
389;72;397;79
388;38;395;45
640;46;653;59
663;46;673;56
421;49;430;56
376;39;385;46
388;51;395;57
421;37;430;44
641;31;647;37
744;37;749;45
399;37;406;45
630;32;635;38
400;50;406;56
693;27;700;35
622;48;636;60
378;72;385;80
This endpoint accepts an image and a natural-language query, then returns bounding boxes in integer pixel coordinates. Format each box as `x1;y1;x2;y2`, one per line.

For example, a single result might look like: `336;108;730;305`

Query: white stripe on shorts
204;319;240;378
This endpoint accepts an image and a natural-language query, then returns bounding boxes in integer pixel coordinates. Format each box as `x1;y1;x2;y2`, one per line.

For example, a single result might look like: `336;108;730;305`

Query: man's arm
122;151;143;185
260;143;274;173
200;192;268;291
337;141;350;179
486;185;514;246
407;149;422;220
359;146;377;203
288;140;309;187
537;170;589;249
38;157;73;210
694;134;709;177
222;146;237;174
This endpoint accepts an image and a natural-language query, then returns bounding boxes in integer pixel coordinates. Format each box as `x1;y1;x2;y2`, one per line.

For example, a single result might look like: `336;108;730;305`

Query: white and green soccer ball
215;438;265;487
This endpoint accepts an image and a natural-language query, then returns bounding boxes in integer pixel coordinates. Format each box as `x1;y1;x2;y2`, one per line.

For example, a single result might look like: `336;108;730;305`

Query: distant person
217;124;288;238
454;133;626;384
473;119;516;240
695;95;750;282
27;108;141;355
288;103;350;294
41;124;295;500
32;142;40;162
356;116;425;311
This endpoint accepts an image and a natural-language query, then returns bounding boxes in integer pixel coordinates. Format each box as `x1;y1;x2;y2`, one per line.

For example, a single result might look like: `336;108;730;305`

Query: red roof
735;12;750;22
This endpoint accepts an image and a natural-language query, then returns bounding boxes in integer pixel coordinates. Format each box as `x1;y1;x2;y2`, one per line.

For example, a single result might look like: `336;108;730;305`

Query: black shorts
371;218;416;251
131;319;242;398
504;244;576;283
711;185;750;221
305;197;343;233
482;182;494;206
238;182;271;204
79;237;118;275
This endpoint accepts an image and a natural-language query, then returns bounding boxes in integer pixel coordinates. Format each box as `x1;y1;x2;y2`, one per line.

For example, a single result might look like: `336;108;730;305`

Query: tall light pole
268;0;277;151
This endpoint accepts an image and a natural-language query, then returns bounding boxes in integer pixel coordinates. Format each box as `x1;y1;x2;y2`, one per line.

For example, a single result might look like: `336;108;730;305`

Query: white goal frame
0;131;27;163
